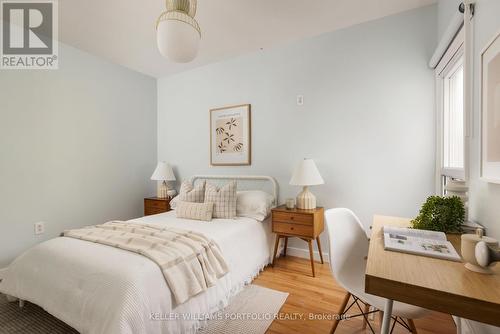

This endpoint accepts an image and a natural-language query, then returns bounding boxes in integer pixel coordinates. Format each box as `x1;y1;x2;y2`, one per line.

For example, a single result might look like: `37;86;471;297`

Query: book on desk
383;226;461;262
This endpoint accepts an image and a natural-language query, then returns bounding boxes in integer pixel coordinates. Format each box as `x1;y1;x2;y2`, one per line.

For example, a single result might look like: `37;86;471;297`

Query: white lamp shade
157;16;200;63
290;159;324;186
151;162;176;181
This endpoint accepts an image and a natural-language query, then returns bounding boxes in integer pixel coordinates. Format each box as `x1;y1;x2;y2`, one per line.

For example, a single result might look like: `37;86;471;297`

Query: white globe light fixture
156;0;201;63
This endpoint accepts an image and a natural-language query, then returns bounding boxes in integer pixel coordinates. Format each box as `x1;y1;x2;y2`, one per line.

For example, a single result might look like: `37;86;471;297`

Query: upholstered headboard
189;175;279;205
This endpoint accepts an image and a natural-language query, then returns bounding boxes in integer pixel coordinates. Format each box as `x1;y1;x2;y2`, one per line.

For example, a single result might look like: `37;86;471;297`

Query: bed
0;175;280;334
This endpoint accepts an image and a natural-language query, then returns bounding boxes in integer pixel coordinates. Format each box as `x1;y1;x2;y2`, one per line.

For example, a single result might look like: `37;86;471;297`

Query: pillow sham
204;181;237;219
176;201;214;222
178;180;206;203
236;190;275;221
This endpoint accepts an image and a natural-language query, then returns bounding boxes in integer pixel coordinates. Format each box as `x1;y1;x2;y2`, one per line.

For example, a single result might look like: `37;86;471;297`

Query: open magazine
383;226;461;262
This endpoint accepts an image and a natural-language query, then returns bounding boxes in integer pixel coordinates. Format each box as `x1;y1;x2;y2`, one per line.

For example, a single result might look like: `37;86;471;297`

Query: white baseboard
285;246;329;263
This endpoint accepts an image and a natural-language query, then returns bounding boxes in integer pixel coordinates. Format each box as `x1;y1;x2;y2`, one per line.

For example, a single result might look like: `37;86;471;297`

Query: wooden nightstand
271;205;324;277
144;197;171;216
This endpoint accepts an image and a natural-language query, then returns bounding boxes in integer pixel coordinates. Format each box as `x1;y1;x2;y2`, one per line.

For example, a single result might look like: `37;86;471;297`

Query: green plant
411;196;465;233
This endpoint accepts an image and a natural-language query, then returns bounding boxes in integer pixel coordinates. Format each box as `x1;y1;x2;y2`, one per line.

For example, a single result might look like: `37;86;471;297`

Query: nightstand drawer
144;207;167;216
273;211;313;225
146;200;168;209
144;197;171;216
273;222;313;237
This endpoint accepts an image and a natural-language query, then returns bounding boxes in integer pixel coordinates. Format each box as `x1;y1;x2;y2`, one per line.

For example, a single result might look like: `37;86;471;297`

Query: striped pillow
178;180;205;203
176;201;214;221
204;181;237;219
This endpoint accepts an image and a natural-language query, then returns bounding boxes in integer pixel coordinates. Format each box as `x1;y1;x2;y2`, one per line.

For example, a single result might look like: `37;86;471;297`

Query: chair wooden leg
362;303;370;329
408;319;418;333
331;292;351;334
283;237;288;257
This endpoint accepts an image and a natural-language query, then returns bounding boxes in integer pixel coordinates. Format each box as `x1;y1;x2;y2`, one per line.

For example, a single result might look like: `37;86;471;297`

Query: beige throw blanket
63;221;229;304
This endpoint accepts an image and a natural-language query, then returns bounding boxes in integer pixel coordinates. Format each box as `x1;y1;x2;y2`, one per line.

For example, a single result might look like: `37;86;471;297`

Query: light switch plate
296;95;304;105
34;222;45;235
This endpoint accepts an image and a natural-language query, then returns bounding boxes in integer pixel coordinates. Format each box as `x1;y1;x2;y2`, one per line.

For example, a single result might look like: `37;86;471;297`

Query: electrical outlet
34;222;45;235
296;95;304;105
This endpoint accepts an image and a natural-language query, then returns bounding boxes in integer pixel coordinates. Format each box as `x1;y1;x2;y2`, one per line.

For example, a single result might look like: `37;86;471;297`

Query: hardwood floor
253;256;457;334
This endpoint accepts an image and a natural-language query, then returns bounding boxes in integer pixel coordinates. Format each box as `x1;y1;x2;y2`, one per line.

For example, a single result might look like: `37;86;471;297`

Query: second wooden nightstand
271;205;324;277
144;197;171;216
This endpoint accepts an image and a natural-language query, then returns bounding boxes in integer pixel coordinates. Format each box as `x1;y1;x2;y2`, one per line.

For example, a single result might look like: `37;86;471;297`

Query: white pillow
170;195;179;209
236;190;275;221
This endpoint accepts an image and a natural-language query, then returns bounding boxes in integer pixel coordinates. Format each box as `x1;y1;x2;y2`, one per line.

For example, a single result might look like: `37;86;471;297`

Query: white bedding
0;212;276;334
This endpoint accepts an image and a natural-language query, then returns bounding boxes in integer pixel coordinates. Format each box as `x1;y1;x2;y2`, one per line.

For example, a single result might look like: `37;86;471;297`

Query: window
435;28;467;195
443;60;464;170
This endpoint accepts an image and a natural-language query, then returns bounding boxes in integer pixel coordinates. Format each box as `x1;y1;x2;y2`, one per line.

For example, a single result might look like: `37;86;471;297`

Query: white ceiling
59;0;436;78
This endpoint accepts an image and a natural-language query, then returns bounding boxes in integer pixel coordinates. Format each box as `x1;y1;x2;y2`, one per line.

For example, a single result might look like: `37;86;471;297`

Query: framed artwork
481;31;500;183
210;104;251;166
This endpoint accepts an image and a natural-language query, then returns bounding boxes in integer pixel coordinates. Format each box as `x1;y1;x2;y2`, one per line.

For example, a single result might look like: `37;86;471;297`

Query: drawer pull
291;227;294;230
290;216;294;220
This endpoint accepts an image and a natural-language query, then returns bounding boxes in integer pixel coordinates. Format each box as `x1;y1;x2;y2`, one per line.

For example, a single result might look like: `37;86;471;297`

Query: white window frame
435;28;468;194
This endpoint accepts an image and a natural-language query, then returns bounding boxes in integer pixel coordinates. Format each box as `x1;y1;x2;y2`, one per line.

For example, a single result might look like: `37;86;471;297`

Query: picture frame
480;30;500;183
210;104;251;166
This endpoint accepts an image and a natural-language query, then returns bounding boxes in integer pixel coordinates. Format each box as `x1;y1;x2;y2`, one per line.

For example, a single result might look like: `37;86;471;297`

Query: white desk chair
325;208;430;334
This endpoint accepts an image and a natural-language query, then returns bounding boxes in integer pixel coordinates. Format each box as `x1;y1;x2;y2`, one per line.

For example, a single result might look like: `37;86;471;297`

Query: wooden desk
365;215;500;334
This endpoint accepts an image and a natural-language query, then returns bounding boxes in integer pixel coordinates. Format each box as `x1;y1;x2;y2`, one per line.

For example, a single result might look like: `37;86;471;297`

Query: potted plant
411;196;465;233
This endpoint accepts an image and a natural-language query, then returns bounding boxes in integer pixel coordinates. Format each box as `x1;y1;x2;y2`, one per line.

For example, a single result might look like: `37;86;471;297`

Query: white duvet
0;212;277;334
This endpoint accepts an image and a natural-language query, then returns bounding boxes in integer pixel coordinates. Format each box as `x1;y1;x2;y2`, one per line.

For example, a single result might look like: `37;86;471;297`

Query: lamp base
296;186;316;209
157;181;169;199
464;262;494;275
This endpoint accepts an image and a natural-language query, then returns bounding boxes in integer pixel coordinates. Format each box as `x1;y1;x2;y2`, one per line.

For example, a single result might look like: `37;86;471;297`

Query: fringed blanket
63;221;229;304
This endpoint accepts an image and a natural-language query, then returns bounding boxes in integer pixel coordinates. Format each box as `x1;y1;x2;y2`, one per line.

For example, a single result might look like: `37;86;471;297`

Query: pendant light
156;0;201;63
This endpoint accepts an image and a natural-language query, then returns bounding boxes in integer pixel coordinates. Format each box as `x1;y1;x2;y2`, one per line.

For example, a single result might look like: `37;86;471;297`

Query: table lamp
151;162;176;198
289;158;324;209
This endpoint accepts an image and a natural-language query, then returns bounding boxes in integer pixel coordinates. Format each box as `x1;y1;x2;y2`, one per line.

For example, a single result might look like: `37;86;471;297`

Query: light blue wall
438;1;500;333
0;43;157;267
157;6;437;253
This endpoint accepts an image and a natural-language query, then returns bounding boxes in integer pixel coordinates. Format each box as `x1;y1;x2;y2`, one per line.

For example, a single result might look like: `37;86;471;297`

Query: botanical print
210;104;251;166
486;52;500;162
215;117;243;154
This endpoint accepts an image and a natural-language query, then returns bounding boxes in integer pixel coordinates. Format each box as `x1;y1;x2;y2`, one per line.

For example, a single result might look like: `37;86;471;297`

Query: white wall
437;0;462;41
0;43;157;268
437;1;500;333
468;0;500;241
437;0;500;246
158;6;437;253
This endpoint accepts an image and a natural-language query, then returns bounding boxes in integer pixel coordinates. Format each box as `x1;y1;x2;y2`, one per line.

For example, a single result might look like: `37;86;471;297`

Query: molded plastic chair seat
325;208;430;332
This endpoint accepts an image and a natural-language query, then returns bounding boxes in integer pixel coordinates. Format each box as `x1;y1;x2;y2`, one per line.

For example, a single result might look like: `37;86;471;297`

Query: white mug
286;198;295;209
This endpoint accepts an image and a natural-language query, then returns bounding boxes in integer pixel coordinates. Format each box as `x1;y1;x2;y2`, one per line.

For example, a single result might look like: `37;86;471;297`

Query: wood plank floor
253;256;456;334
